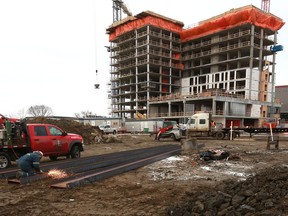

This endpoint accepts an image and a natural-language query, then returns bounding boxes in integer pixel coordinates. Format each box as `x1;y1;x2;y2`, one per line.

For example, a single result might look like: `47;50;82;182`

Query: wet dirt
1;134;288;216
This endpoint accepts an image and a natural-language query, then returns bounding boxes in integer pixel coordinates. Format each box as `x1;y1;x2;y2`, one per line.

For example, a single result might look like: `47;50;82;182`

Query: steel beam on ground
6;144;180;186
51;147;181;189
7;144;180;185
1;144;179;179
7;173;48;184
64;144;180;174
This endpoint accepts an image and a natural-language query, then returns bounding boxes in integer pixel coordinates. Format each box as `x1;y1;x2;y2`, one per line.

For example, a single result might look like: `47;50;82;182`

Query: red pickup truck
0;120;84;168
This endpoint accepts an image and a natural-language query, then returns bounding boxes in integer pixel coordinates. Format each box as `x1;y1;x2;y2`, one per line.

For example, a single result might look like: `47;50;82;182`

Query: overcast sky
0;0;287;118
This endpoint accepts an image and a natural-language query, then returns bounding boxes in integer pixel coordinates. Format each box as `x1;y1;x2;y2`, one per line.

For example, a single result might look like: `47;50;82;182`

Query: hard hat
33;151;43;158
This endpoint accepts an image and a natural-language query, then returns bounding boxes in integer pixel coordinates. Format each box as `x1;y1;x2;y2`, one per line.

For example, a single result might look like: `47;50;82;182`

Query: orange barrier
109;5;285;42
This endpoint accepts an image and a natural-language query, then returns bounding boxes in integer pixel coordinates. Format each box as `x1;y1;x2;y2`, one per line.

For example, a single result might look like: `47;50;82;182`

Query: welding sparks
48;169;68;179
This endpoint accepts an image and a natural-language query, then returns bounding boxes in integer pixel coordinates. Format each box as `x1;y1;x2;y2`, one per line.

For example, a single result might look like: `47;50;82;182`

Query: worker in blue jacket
16;151;44;179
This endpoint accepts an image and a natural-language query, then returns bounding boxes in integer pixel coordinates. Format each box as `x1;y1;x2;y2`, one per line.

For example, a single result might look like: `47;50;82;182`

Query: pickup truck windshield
48;126;63;136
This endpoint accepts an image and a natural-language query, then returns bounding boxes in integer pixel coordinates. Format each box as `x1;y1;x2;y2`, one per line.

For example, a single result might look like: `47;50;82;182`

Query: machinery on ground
155;121;183;141
156;112;288;141
0;118;84;169
184;113;240;140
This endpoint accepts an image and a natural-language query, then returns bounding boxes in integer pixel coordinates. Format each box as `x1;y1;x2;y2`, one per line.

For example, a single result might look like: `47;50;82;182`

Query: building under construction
106;4;285;127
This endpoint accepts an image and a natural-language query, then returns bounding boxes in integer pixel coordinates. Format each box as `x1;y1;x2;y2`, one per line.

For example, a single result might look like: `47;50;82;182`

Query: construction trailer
122;118;164;133
78;117;122;130
106;5;284;128
78;116;165;134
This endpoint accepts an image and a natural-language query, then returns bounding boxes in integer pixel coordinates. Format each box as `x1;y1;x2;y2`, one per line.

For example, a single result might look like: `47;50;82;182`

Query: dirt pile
168;164;288;215
25;117;123;145
25;117;98;144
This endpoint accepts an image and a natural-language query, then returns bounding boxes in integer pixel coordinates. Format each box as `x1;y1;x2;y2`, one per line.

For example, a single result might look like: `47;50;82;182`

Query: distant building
106;5;284;127
77;117;122;129
275;85;288;121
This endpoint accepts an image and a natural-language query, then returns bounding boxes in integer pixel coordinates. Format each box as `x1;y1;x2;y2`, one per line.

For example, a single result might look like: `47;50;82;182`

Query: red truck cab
27;123;84;159
0;121;84;168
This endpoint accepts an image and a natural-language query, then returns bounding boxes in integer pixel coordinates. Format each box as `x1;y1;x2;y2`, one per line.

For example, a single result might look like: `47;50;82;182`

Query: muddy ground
1;134;288;216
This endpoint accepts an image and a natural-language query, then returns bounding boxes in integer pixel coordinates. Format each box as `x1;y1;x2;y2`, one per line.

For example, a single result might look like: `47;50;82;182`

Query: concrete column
147;26;150;101
135;29;139;107
248;25;255;100
258;29;264;71
257;29;264;102
270;31;278;117
212;99;216;115
183;100;186;116
224;101;228;115
168;101;171;117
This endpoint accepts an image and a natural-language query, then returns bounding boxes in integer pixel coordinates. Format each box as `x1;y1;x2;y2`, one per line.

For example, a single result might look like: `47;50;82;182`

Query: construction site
1;1;288;216
105;0;285;130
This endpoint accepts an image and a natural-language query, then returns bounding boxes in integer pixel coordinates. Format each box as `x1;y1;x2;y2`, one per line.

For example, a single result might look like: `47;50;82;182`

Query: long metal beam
32;144;179;184
1;144;179;179
6;144;181;185
7;173;48;184
51;148;181;189
63;144;179;174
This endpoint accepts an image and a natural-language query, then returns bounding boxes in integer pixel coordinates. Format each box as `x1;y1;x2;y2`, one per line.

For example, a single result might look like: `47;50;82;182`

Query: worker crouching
16;151;44;179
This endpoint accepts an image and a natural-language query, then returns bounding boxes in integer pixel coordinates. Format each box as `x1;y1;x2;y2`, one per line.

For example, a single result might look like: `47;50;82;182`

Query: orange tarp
173;53;181;59
180;7;285;42
109;16;183;41
109;7;285;43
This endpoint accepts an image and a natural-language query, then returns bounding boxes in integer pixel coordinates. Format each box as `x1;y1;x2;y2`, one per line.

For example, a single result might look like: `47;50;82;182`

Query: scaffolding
106;5;284;124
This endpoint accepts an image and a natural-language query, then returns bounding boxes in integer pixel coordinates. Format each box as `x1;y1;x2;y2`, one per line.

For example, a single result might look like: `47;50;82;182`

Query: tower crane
112;0;132;23
261;0;270;12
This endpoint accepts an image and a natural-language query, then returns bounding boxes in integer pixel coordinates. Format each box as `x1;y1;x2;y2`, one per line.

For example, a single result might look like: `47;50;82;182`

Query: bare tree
74;111;96;118
74;112;81;118
16;108;26;119
27;105;53;117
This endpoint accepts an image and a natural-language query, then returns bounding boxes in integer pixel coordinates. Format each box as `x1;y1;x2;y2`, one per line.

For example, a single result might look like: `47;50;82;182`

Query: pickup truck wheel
0;152;11;169
49;156;58;161
215;132;225;140
70;146;80;159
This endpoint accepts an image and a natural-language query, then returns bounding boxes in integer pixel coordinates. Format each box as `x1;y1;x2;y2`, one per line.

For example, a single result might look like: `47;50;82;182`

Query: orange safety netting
109;7;285;43
180;7;285;42
109;16;183;41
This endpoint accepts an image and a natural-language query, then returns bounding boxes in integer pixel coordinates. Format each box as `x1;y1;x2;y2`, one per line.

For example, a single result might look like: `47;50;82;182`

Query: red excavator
155;121;182;141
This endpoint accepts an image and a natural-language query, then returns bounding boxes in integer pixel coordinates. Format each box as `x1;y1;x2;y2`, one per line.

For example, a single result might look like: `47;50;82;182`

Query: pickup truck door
47;125;68;154
31;125;54;154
